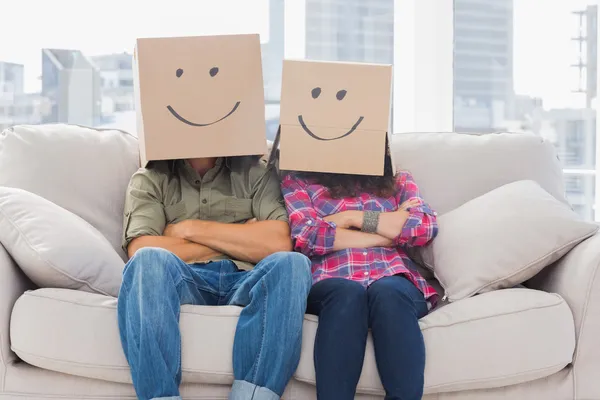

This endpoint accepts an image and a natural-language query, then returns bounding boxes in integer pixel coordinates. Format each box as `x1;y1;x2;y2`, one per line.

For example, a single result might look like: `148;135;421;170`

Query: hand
163;221;189;239
324;211;360;229
398;198;420;212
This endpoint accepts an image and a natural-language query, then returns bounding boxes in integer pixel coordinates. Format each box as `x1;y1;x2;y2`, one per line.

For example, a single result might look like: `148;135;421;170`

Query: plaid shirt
281;171;439;306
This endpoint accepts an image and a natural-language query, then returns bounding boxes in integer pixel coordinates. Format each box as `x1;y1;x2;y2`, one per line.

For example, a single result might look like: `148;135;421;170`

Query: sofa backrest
391;132;568;215
0;124;139;260
0;125;568;261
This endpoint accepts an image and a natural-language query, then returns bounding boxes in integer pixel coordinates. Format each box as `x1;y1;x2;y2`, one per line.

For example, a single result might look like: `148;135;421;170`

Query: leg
307;278;369;400
367;275;429;400
225;252;312;400
117;247;220;400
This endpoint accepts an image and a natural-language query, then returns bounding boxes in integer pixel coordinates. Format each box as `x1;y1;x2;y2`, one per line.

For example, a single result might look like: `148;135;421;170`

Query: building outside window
1;0;599;220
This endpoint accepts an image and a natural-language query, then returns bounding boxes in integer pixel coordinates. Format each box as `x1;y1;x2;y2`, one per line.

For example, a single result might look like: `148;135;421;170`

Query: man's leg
224;252;312;400
117;247;221;400
306;278;369;400
367;275;429;400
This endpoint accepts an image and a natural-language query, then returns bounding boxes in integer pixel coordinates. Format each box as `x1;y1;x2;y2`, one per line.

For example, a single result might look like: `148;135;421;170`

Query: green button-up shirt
122;156;288;270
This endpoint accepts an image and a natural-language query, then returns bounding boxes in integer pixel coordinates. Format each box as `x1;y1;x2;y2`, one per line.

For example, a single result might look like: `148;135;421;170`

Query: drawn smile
297;115;364;141
166;101;241;127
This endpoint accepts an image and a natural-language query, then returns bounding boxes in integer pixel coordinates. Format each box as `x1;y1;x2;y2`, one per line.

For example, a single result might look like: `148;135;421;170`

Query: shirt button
202;199;208;204
362;251;367;256
195;180;200;184
307;220;312;225
364;271;369;276
434;212;438;216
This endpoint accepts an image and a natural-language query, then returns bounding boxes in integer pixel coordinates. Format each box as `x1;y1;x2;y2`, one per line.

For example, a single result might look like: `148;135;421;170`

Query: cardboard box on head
134;34;267;167
278;59;393;176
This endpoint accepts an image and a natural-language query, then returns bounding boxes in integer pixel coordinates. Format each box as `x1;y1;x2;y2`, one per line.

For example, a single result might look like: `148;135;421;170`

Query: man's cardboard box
134;34;267;166
279;59;393;176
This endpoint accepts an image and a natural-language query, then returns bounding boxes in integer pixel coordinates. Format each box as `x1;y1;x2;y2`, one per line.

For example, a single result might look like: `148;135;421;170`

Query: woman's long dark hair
297;137;396;199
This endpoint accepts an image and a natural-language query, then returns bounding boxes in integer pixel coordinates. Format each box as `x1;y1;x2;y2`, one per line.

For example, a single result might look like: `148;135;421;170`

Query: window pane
304;0;394;64
453;0;598;220
302;0;394;129
0;0;278;139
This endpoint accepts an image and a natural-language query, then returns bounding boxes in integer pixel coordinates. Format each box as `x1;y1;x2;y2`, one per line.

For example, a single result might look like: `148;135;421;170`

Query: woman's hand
324;211;362;229
398;198;420;212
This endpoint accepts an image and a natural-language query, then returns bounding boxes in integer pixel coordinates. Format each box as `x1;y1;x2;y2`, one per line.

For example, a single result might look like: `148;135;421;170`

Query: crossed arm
128;218;291;264
280;173;436;256
125;165;293;264
321;200;419;251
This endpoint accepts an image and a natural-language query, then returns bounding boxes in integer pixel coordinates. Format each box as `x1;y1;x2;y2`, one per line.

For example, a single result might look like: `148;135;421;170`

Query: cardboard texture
134;34;267;166
279;59;393;176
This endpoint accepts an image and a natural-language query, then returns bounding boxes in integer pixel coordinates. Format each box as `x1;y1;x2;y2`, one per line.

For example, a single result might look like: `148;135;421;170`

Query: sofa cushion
419;180;599;301
10;287;575;395
0;187;124;297
299;288;575;395
0;124;139;261
391;132;568;215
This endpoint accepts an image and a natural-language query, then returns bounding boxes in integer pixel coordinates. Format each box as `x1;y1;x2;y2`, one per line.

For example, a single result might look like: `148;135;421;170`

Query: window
118;60;132;70
1;0;274;134
4;1;599;221
451;0;599;220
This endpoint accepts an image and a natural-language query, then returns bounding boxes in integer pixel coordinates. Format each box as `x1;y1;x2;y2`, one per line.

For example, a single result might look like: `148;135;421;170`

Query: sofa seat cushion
10;288;574;394
10;288;240;385
296;288;575;395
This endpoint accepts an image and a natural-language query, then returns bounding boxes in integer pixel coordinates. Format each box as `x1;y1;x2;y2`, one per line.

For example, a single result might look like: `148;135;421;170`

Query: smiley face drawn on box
166;65;240;127
134;34;267;166
279;60;393;176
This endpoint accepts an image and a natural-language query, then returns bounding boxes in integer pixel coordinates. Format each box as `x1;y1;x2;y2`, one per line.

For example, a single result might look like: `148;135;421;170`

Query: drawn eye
311;87;321;99
336;90;347;101
209;67;219;77
176;68;183;78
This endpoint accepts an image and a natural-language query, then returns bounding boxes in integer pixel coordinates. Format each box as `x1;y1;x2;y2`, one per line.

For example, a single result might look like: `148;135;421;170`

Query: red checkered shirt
281;171;439;306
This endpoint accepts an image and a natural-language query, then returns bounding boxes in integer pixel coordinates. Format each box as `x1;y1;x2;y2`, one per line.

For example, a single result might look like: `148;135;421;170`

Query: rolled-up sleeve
394;172;438;247
250;163;289;222
281;175;337;257
122;169;166;252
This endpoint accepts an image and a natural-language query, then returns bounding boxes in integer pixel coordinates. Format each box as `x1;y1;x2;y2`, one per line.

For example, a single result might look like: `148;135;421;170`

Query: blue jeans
306;276;428;400
117;247;312;400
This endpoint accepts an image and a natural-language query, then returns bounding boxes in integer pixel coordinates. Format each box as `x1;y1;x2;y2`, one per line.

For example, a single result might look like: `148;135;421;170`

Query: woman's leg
307;278;369;400
367;275;429;400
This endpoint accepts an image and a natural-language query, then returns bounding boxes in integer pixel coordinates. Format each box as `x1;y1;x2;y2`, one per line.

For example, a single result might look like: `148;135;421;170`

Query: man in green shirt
118;156;312;400
118;34;312;400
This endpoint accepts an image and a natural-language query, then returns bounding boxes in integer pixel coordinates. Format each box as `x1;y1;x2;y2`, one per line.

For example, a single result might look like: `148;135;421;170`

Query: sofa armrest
0;243;34;378
528;232;600;400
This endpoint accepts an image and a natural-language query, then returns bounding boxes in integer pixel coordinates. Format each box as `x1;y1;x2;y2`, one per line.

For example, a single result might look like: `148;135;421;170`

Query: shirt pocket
225;198;254;223
164;201;188;224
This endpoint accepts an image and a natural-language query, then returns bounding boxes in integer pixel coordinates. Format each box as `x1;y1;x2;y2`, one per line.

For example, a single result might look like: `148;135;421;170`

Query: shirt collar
176;157;227;185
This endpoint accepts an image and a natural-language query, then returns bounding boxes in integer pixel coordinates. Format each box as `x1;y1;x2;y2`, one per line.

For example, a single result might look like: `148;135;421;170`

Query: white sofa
0;124;598;400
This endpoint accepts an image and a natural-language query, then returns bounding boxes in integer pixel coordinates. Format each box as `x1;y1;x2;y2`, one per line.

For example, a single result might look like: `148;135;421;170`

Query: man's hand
170;218;292;264
163;221;191;240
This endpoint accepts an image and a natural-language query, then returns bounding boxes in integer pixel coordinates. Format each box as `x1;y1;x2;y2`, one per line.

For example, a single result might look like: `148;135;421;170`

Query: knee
368;277;419;310
326;281;368;317
263;251;313;293
124;247;179;285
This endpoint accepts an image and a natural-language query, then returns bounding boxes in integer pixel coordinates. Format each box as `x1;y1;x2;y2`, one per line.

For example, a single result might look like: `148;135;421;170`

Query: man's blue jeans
117;247;312;400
